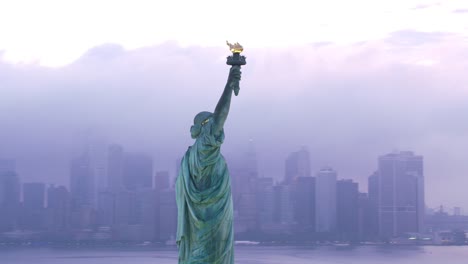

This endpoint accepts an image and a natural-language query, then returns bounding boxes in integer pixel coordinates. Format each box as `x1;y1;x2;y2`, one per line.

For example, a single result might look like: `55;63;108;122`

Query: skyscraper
107;144;124;193
97;191;115;227
367;171;380;239
371;151;424;238
292;176;315;232
256;177;275;226
159;188;177;241
336;179;359;241
46;185;71;232
23;182;46;210
315;166;337;233
122;153;153;191
273;185;294;225
70;154;96;229
136;189;157;241
0;159;16;174
155;171;170;191
284;147;311;185
85;141;109;208
21;182;46;230
153;170;170;241
357;192;374;241
0;160;20;232
70;154;95;210
94;145;122;228
114;190;134;227
231;140;259;234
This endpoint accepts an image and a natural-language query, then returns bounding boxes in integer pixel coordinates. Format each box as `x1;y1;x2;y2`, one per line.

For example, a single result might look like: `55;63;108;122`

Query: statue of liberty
175;42;245;264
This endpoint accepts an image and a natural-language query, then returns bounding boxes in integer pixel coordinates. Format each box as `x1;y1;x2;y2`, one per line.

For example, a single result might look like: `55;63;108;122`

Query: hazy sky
1;0;468;211
1;0;467;66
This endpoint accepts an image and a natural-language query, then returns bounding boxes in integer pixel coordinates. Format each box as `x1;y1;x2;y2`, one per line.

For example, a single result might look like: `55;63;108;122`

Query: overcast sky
1;0;468;211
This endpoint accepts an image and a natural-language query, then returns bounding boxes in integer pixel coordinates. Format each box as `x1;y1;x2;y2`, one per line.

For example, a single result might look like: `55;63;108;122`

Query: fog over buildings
1;31;468;211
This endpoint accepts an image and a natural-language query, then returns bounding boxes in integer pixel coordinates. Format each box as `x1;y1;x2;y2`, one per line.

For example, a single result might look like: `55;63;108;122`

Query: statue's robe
176;120;234;264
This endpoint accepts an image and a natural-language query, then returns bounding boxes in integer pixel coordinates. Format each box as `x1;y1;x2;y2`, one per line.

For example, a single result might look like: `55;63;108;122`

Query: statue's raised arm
212;66;241;136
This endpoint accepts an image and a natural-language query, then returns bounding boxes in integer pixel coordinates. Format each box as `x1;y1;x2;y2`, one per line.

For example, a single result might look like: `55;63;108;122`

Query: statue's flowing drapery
176;120;234;264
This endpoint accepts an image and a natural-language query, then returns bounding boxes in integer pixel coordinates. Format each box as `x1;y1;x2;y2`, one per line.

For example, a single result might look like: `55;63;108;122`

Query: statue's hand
228;66;242;95
229;65;241;82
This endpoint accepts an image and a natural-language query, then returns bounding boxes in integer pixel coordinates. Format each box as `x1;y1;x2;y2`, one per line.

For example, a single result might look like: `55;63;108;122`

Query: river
0;245;467;263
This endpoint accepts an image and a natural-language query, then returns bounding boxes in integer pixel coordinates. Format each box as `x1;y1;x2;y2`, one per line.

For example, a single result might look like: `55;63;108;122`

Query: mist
1;30;467;209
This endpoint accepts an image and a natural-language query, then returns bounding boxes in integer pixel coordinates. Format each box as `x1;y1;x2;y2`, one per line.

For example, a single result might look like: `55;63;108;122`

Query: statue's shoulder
180;147;192;164
186;146;192;154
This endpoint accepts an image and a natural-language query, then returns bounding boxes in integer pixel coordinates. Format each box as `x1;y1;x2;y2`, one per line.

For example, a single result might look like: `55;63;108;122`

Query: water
0;246;467;264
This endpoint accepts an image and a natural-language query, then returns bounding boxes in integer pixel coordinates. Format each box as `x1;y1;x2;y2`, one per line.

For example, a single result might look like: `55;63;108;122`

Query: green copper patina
175;44;245;264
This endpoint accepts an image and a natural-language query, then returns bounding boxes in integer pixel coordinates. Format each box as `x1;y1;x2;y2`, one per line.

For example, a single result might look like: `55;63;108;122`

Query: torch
226;41;246;96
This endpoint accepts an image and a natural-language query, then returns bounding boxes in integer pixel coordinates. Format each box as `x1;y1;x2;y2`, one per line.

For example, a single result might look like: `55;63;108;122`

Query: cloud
79;43;126;61
385;30;450;46
453;9;468;13
411;2;441;10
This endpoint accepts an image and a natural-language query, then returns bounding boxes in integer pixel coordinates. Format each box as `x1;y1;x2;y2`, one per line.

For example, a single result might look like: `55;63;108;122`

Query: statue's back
175;119;234;264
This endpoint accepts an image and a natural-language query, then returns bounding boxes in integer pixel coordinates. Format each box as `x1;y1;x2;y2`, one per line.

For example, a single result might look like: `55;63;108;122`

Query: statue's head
191;111;213;139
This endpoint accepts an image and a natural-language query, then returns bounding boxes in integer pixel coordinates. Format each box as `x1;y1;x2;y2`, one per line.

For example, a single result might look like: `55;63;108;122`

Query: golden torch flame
226;41;243;53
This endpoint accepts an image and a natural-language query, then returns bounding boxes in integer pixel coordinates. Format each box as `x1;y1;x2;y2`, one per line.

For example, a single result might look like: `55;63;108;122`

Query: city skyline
0;139;468;212
0;141;465;211
1;146;466;244
0;146;465;216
